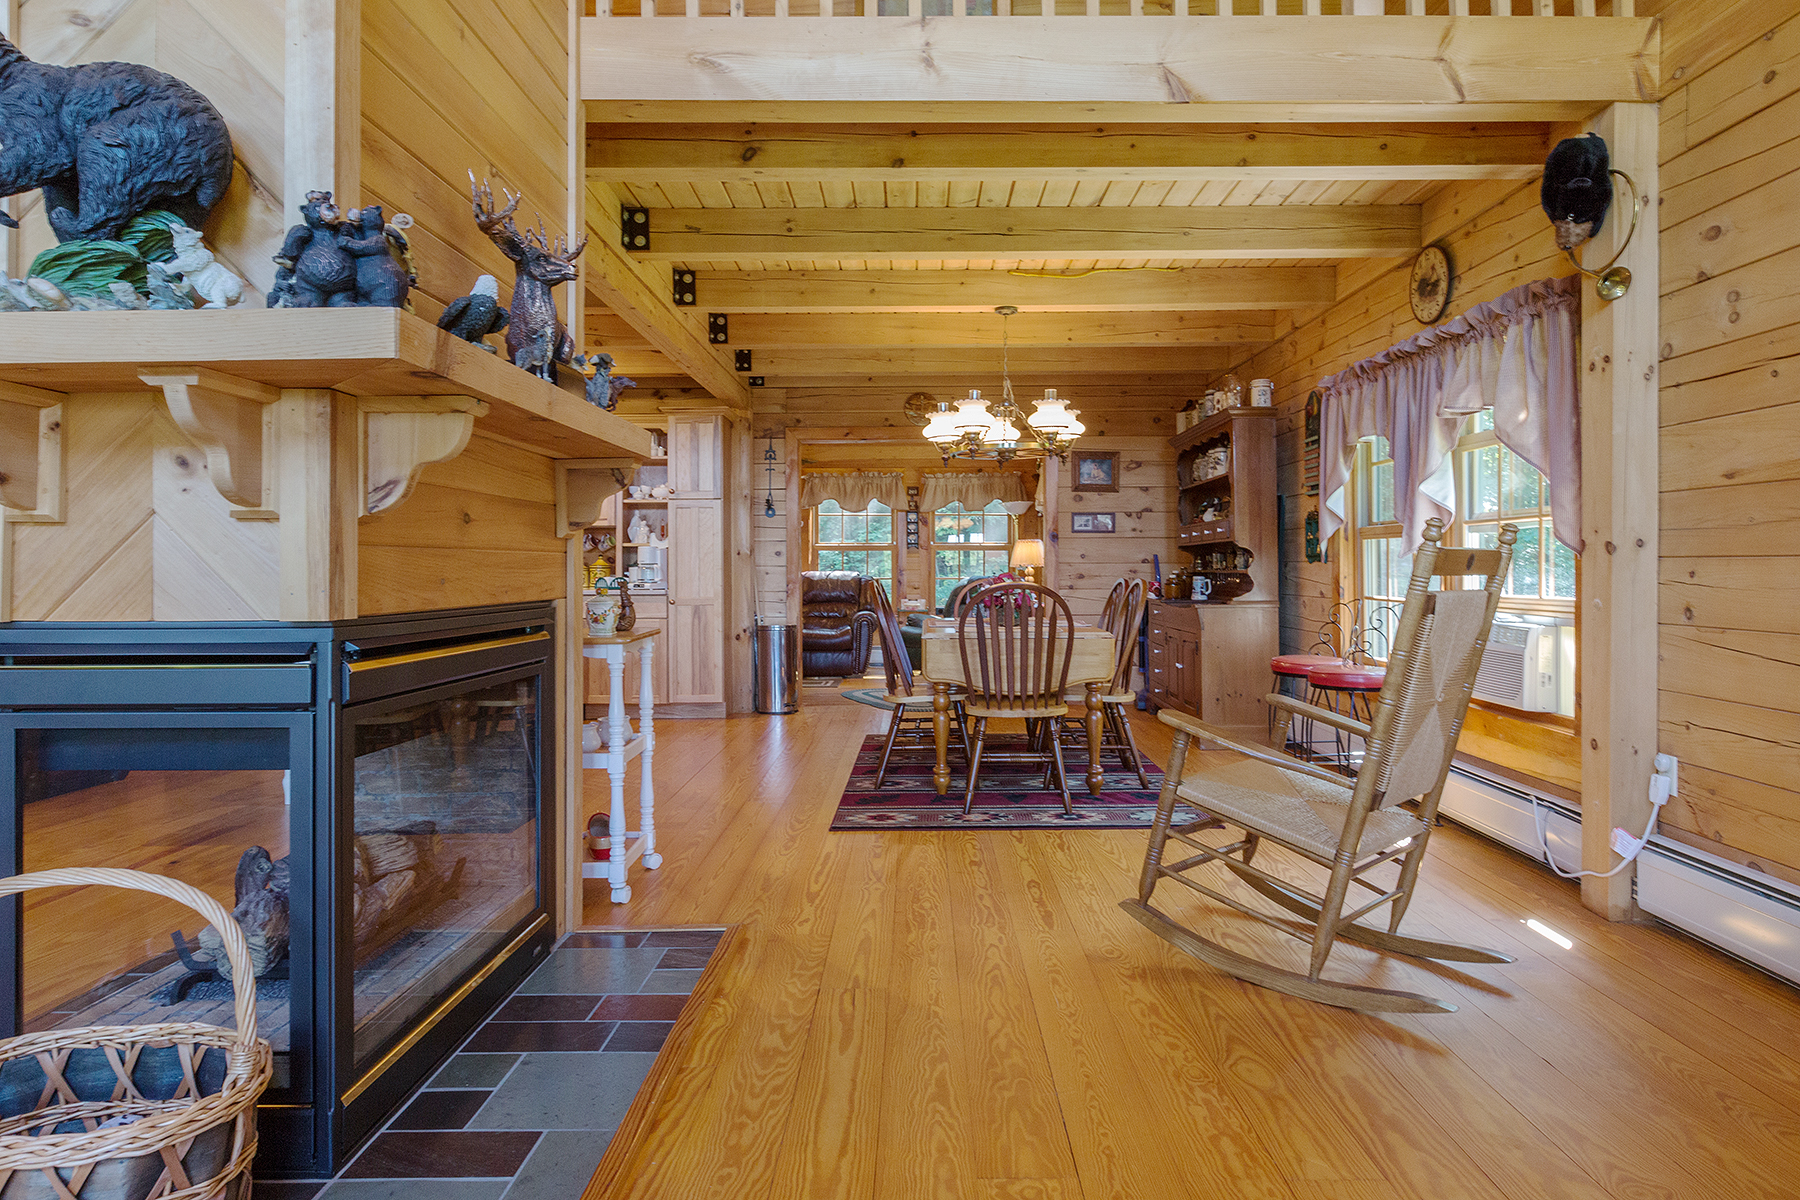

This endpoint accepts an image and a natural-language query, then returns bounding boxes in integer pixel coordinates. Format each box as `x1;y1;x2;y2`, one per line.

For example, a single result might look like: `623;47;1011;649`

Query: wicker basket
0;868;273;1200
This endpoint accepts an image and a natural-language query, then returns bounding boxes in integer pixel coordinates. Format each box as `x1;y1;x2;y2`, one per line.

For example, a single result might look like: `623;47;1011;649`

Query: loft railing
587;0;1632;18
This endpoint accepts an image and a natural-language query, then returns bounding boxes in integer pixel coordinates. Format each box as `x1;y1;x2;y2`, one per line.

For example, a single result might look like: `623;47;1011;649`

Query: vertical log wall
1653;0;1800;885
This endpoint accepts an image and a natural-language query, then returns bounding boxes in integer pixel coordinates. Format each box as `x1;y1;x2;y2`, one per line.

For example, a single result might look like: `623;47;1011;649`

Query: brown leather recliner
800;571;878;677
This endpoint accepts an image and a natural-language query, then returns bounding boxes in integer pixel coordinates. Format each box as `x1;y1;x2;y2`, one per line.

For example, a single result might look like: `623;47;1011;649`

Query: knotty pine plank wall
360;0;571;325
1654;3;1800;883
353;0;574;616
1218;177;1580;792
12;0;286;302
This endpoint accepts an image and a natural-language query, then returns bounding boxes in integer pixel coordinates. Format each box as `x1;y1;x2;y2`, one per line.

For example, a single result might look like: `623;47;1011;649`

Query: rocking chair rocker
1122;519;1518;1013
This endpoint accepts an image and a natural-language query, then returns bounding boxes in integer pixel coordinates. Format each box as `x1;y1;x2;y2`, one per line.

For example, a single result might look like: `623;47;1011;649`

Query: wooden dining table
917;615;1119;797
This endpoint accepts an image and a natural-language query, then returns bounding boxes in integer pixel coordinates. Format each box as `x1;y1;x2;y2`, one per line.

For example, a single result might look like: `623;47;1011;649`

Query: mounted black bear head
1541;133;1613;252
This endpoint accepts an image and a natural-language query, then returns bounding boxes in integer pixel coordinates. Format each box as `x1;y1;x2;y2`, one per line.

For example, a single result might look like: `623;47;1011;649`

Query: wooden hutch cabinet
586;409;728;716
1146;406;1280;735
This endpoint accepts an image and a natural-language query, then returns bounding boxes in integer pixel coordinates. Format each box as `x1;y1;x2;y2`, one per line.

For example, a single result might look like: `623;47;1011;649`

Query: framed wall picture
1070;512;1116;534
1071;449;1119;492
905;511;921;549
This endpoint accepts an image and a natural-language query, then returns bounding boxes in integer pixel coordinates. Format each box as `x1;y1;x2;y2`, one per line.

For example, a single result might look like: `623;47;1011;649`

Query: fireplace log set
169;832;468;1003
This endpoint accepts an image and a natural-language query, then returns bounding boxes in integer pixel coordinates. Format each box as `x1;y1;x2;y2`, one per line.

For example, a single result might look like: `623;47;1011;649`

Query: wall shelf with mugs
1168;405;1277;606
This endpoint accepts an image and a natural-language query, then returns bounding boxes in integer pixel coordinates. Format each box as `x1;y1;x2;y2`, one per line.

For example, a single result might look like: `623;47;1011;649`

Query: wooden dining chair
1059;578;1150;787
1122;519;1518;1013
957;582;1077;815
864;579;969;787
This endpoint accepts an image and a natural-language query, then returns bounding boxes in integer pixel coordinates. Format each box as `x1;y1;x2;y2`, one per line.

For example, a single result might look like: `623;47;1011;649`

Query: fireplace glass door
346;668;541;1075
7;716;312;1097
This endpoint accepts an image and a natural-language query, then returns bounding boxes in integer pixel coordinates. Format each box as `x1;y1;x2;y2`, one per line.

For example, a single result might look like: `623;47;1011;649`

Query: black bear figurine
271;192;356;308
341;205;411;308
0;33;234;243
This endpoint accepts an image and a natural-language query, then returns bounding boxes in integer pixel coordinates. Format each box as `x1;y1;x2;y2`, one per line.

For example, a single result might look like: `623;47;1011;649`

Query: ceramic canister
1251;378;1274;407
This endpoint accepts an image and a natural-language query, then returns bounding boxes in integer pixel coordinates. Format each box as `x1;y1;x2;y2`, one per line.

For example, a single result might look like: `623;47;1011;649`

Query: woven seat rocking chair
1122;519;1519;1014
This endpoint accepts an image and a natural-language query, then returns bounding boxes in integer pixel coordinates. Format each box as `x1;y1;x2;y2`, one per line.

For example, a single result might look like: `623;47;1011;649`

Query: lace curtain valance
1319;274;1582;555
918;472;1029;514
799;471;905;512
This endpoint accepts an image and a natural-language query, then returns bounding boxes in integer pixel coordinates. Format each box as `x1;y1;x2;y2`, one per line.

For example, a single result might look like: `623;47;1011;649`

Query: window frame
928;499;1016;609
1344;413;1577;681
808;498;898;593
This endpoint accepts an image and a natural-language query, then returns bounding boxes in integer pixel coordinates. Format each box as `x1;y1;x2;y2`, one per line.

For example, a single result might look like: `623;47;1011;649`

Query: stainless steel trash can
753;620;799;714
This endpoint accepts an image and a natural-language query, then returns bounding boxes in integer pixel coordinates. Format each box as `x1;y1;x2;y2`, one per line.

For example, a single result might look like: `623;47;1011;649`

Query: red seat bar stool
1304;660;1387;772
1267;652;1342;753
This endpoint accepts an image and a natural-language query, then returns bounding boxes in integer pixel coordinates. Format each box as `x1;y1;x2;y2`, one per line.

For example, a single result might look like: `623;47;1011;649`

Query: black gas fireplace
0;603;557;1175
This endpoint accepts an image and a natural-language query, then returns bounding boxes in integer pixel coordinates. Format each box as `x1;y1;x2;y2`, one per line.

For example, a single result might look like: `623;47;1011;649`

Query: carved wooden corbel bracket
359;396;490;516
0;381;67;524
141;366;283;519
555;458;639;537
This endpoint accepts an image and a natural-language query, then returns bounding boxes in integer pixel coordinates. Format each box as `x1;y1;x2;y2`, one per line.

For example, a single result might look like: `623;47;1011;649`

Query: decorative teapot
584;577;628;636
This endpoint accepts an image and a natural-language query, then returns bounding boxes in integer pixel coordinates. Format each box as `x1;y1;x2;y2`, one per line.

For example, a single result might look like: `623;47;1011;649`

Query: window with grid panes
931;500;1014;608
812;500;894;589
1346;411;1577;713
1455;410;1577;610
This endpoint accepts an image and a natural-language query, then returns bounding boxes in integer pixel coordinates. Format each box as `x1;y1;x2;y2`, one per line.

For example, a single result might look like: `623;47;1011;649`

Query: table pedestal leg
1086;681;1105;796
638;638;660;870
932;682;951;796
607;648;630;902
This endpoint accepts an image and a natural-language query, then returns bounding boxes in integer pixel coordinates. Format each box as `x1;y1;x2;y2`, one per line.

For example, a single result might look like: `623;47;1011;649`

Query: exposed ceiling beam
627;206;1420;261
581;182;751;411
592;345;1232;379
587;101;1608;126
689;267;1336;312
587;124;1549;183
579;17;1658;106
591;311;1277;349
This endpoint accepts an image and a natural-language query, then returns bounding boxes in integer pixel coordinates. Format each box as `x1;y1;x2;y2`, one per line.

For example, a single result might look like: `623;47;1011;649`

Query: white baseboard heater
1437;764;1800;988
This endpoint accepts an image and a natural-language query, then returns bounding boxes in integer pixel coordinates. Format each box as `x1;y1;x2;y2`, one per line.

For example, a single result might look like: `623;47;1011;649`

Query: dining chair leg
954;701;973;765
962;716;989;815
873;704;908;788
1049;722;1074;815
1110;704;1151;789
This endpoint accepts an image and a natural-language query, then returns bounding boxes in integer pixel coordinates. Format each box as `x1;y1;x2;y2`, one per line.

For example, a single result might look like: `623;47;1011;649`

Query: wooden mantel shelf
0;307;654;462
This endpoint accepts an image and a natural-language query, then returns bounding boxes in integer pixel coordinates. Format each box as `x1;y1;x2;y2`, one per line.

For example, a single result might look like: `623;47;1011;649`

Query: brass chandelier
922;306;1085;462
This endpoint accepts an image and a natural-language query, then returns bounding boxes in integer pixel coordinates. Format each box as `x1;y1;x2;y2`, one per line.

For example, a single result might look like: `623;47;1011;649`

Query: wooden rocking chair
1122;519;1518;1014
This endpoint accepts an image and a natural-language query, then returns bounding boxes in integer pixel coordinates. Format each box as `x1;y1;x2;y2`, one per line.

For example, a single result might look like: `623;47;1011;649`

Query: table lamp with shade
1010;538;1046;586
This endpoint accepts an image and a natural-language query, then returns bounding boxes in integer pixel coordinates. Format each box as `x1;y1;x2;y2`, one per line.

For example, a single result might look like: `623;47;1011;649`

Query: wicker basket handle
0;867;259;1044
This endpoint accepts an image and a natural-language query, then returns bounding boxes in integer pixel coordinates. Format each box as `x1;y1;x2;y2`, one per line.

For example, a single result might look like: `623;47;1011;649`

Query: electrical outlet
1653;752;1678;797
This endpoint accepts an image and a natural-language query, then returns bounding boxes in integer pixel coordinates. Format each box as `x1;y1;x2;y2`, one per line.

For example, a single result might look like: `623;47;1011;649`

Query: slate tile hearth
257;927;725;1200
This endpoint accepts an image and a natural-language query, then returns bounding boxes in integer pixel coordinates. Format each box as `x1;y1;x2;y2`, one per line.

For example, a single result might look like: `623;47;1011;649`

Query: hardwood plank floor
581;704;1800;1200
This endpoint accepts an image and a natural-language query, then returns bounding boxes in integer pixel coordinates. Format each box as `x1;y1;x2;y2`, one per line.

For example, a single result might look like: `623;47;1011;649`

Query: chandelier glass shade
923;307;1085;462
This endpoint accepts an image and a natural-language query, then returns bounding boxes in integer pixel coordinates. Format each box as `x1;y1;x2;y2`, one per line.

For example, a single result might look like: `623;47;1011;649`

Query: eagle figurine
437;274;510;350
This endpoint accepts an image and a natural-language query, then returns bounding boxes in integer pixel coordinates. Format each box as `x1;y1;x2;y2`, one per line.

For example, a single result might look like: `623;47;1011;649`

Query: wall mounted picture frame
905;511;921;549
1071;512;1116;534
1071;450;1119;492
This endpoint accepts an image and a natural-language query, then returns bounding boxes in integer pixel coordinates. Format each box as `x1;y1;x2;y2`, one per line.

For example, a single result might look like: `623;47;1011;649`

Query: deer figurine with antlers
469;173;587;383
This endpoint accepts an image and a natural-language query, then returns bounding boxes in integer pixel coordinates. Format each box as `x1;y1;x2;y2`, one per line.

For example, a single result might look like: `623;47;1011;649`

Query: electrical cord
1531;768;1674;880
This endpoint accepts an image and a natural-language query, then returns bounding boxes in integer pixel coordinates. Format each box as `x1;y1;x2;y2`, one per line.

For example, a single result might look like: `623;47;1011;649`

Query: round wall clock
1410;244;1451;325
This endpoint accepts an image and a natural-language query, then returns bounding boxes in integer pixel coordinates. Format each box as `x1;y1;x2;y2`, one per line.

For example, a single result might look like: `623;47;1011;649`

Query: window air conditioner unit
1472;617;1564;712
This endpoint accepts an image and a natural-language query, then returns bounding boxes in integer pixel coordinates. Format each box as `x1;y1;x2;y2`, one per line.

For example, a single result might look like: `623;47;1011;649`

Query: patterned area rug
832;733;1170;831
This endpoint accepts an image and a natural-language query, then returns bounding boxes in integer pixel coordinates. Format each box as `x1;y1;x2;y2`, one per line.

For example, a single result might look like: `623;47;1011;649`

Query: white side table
580;628;661;902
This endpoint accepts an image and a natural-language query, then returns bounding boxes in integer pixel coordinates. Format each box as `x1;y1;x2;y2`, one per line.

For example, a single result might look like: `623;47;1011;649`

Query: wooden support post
726;415;757;714
275;390;358;621
785;429;803;708
141;368;283;515
285;0;361;217
1578;102;1659;921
